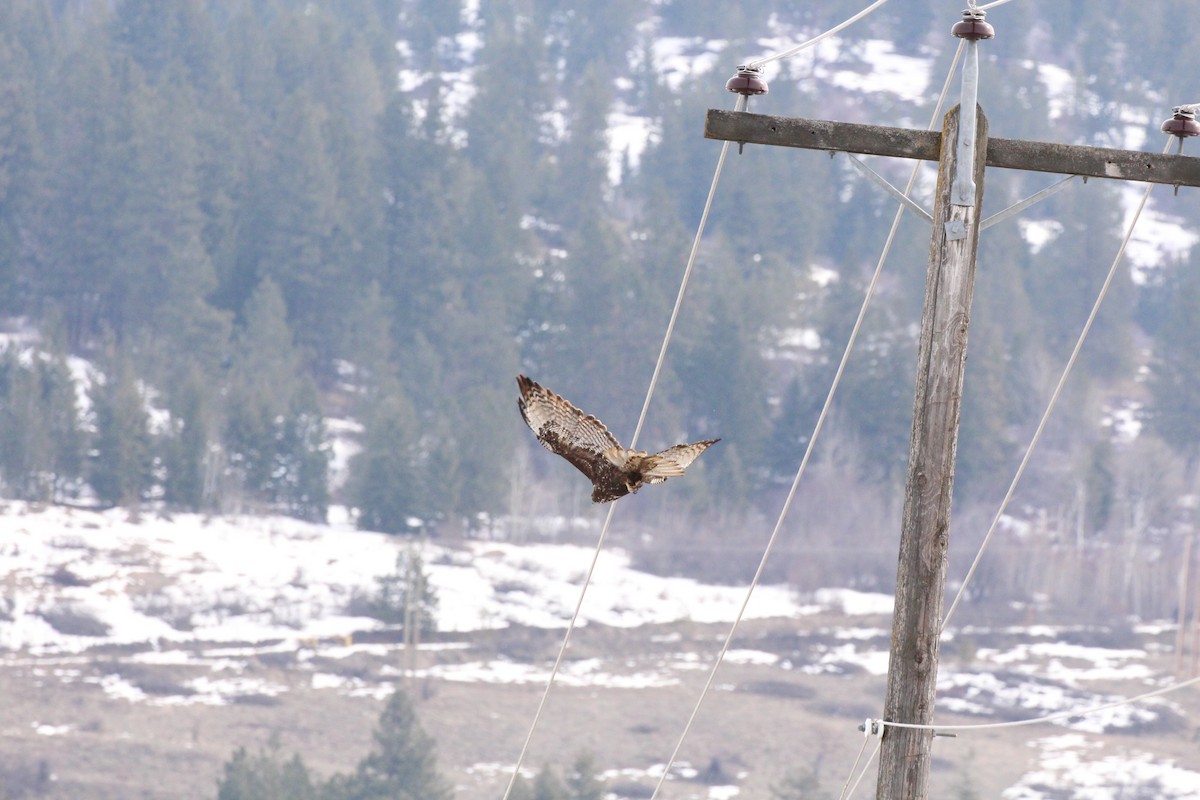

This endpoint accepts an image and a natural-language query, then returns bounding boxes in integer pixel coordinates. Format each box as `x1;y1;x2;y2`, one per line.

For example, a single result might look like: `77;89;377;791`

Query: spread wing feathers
605;440;720;484
517;374;720;502
517;375;619;480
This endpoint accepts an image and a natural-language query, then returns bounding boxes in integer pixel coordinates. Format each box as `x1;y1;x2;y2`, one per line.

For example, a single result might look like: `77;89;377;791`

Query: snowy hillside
0;503;815;654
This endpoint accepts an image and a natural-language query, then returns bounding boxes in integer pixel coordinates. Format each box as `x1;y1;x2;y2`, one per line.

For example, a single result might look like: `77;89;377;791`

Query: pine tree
0;349;44;499
162;366;217;511
244;91;345;365
0;24;40;316
351;390;424;534
507;765;569;800
89;353;152;508
364;550;438;633
770;767;831;800
1146;250;1200;465
322;691;451;800
36;28;124;349
565;754;604;800
272;385;331;523
223;278;328;519
37;350;86;502
1027;181;1132;379
407;0;463;62
216;739;318;800
110;74;229;358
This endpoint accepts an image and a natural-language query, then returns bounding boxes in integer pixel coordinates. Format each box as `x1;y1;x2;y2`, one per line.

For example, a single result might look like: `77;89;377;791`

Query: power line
500;92;747;800
940;134;1174;634
747;0;894;70
836;735;878;800
978;0;1021;10
645;40;966;800
841;738;883;800
870;673;1200;733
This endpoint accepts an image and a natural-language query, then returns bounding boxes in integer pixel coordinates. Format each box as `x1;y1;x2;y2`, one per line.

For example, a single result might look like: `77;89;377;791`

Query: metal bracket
952;40;981;207
844;153;933;223
944;219;967;241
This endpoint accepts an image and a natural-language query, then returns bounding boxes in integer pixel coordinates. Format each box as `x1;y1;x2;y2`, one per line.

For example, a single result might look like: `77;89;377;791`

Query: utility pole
874;100;985;799
705;9;1200;800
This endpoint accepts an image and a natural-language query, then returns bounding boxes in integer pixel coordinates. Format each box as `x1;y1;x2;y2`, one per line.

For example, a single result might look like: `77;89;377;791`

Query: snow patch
1004;735;1200;799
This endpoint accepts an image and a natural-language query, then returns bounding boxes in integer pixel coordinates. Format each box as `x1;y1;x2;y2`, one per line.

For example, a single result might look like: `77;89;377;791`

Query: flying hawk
516;374;719;503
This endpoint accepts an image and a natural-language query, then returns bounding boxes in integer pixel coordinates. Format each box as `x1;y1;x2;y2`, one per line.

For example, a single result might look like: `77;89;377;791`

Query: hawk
516;375;719;503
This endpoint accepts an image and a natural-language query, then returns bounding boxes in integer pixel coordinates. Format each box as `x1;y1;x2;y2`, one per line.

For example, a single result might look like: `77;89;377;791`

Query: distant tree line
3;0;1200;588
215;688;603;800
217;691;453;800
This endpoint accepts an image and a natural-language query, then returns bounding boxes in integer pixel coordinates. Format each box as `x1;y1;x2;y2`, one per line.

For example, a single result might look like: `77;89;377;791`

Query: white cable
940;135;1173;633
500;94;747;800
836;737;871;800
842;738;883;800
498;504;615;800
977;0;1019;10
630;95;746;444
747;0;894;70
645;41;965;800
875;673;1200;733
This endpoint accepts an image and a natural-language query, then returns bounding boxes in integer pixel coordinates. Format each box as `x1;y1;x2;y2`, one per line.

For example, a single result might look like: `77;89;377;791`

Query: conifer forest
3;0;1200;606
7;1;1200;798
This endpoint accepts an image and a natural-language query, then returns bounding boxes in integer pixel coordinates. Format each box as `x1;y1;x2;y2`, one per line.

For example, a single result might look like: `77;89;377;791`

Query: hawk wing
516;375;621;484
603;439;720;484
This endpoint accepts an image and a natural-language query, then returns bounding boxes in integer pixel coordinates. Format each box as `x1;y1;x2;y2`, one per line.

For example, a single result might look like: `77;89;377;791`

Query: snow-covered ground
2;504;1198;797
0;503;825;656
1005;735;1200;800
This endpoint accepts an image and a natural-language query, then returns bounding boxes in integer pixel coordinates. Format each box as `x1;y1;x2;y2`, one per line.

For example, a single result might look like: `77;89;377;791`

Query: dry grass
0;616;1196;799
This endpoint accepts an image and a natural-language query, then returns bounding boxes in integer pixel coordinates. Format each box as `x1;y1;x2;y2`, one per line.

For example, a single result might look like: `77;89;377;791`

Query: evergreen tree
351;390;425;533
508;766;569;800
36;28;124;349
0;351;84;501
1027;182;1133;379
548;60;611;222
533;767;570;800
242;91;346;366
110;74;229;358
322;691;451;800
770;767;831;800
0;349;45;499
161;366;216;511
407;0;463;62
272;386;331;523
364;550;438;633
1145;250;1200;464
463;0;547;226
0;26;40;316
565;754;604;800
89;353;152;508
223;278;329;519
217;739;318;800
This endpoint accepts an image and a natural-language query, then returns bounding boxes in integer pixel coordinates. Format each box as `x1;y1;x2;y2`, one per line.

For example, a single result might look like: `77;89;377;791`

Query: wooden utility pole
875;102;986;798
705;16;1200;800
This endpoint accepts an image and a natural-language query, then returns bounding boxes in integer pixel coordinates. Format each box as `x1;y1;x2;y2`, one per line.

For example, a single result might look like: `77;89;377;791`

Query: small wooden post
403;548;417;682
1191;540;1200;677
1175;533;1193;678
875;104;987;800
